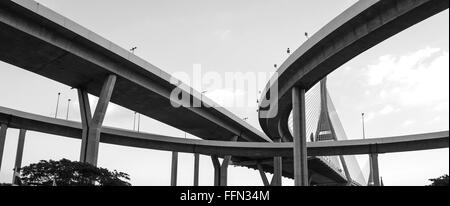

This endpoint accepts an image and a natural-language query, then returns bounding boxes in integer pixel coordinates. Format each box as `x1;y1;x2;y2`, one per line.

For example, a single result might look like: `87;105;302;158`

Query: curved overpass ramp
0;105;448;184
1;106;448;160
258;0;449;140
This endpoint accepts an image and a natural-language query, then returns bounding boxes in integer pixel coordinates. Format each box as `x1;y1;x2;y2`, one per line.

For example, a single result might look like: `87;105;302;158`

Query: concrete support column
210;136;238;186
221;136;238;186
78;74;116;166
211;155;221;186
220;155;232;186
292;87;308;186
193;153;200;186
0;123;8;171
171;151;178;186
12;129;26;185
257;164;270;186
271;138;283;186
78;89;92;163
370;153;380;186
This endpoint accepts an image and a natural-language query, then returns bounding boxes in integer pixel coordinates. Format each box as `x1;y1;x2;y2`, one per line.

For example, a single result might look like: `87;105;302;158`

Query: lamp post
130;47;139;132
130;47;137;54
137;113;141;133
133;112;137;131
362;113;366;140
66;99;71;120
55;92;61;118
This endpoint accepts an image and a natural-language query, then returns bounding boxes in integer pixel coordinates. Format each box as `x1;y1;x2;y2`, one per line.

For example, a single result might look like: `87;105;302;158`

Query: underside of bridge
234;78;365;186
0;0;448;186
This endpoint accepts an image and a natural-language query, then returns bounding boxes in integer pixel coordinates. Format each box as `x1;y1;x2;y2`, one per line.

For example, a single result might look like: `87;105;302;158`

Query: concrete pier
12;129;26;184
292;87;308;186
78;75;116;166
0;123;8;171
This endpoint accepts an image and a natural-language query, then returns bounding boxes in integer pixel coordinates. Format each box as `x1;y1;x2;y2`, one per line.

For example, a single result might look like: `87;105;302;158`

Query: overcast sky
0;0;448;186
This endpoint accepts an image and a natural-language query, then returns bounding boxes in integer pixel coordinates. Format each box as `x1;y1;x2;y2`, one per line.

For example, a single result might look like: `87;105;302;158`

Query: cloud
367;47;441;86
214;29;232;41
379;105;398;115
402;120;415;127
361;47;449;123
365;112;377;122
366;48;449;109
365;105;398;122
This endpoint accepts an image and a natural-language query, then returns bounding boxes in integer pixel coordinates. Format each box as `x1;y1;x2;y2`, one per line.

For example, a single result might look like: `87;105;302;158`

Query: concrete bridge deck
258;0;449;141
0;0;271;143
1;106;447;158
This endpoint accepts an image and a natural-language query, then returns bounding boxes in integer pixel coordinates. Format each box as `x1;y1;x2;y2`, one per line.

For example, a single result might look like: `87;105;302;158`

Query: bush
0;183;13;186
19;159;131;186
428;174;449;186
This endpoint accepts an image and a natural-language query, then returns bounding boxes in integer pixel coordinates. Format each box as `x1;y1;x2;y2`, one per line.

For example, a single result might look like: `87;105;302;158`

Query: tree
428;174;449;186
19;159;131;186
0;183;13;186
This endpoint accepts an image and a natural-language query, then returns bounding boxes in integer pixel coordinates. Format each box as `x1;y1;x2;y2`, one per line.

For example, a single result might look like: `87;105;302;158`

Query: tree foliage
428;174;449;186
19;159;131;186
0;183;13;186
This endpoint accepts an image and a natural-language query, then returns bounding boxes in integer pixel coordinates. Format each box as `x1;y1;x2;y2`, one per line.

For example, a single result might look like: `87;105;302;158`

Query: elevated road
0;0;271;143
1;106;447;158
258;0;449;141
1;0;448;185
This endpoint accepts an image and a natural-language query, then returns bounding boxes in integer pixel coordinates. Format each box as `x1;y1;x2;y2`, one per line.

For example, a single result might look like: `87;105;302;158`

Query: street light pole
66;99;71;120
362;113;366;140
137;113;141;133
133;112;137;131
55;92;61;118
130;47;137;54
130;46;139;132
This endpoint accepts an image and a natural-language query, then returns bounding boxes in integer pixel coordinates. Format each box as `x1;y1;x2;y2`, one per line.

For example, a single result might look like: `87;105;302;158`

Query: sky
0;0;448;186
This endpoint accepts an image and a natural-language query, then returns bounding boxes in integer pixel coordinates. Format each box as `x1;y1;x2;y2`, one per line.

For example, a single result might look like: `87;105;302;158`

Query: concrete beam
0;123;8;171
0;106;448;159
193;153;200;186
171;151;178;186
13;129;26;185
0;106;448;183
80;75;116;166
292;87;308;186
